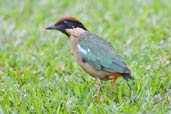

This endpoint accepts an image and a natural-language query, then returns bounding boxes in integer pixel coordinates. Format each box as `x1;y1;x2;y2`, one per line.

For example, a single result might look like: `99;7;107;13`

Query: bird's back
78;32;130;79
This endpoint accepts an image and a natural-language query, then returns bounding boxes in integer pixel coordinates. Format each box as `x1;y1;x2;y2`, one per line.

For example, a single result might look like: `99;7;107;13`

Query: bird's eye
63;20;68;24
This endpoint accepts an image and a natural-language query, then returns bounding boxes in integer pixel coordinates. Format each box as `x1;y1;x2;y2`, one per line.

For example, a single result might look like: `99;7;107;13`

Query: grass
0;0;171;113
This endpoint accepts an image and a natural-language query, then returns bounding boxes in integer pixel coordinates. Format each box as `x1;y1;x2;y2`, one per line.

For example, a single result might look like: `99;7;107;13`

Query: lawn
0;0;171;113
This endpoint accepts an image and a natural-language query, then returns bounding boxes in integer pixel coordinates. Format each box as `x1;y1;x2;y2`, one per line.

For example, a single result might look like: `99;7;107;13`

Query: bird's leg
110;77;118;93
95;77;101;102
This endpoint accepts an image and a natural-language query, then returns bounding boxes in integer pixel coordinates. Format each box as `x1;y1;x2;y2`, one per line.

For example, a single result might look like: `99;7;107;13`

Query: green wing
78;32;127;73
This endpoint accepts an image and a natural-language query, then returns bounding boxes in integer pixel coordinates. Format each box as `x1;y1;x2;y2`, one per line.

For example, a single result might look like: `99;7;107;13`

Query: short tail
121;73;131;80
121;67;131;80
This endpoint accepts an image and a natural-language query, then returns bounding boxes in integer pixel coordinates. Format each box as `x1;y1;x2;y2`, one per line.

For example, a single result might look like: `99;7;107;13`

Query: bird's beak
46;23;68;36
46;24;57;30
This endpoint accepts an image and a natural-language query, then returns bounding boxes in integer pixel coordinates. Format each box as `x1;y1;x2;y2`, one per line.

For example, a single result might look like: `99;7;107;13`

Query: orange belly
102;73;121;81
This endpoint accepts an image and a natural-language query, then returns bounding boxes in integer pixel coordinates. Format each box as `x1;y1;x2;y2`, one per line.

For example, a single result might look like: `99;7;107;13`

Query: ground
0;0;171;113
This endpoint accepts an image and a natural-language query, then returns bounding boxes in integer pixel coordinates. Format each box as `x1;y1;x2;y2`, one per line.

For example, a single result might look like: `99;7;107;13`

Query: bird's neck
69;28;86;63
66;27;86;37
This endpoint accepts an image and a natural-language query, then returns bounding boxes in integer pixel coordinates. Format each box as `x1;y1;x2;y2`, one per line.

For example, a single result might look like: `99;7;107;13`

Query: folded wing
78;32;128;73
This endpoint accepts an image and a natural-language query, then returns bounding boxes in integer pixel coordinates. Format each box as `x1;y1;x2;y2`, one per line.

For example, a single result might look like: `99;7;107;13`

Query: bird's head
46;16;87;37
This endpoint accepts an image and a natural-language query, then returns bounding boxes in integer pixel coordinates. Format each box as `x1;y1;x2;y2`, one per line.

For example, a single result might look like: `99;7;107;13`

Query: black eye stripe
61;20;87;30
63;20;68;24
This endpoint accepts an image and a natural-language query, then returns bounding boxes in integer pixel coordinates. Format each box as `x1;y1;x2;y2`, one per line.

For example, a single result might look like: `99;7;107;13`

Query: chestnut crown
46;16;87;36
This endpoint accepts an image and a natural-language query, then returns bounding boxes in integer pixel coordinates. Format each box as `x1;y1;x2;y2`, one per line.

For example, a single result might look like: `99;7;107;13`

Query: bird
46;16;131;101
